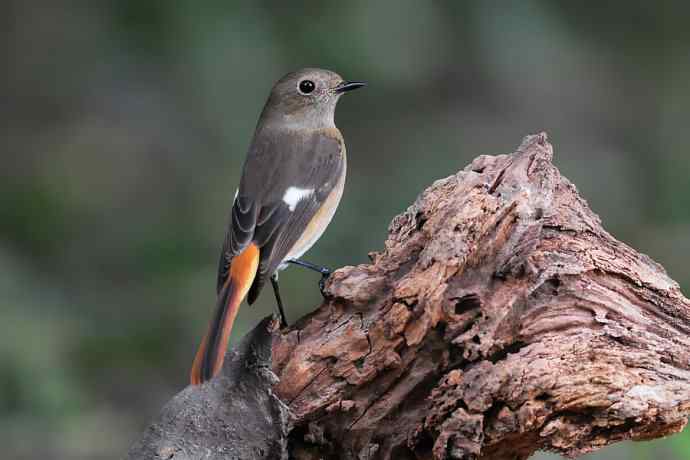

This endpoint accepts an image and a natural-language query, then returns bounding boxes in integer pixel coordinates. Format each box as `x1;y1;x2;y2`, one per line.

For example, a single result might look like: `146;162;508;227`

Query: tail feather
190;243;259;385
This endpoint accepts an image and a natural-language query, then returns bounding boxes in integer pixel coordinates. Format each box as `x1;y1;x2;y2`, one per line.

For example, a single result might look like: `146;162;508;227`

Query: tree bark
128;133;690;460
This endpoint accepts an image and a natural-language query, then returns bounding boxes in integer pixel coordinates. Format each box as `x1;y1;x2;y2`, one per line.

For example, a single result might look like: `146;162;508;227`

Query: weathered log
128;133;690;460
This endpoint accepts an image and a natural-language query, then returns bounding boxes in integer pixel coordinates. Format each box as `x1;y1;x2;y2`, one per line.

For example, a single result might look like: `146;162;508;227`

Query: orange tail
190;243;259;385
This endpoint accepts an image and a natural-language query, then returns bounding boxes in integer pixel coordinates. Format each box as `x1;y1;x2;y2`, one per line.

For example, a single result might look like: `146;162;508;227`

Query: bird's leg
270;274;288;327
286;259;332;297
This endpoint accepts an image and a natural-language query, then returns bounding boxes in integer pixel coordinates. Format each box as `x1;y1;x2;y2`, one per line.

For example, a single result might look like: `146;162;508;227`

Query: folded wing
216;128;344;303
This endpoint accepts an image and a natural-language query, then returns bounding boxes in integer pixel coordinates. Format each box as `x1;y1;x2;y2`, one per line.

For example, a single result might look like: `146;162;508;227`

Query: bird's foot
318;267;331;297
287;259;332;297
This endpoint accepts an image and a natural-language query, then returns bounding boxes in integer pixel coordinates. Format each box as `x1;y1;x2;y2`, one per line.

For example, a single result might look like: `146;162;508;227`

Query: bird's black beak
334;80;366;94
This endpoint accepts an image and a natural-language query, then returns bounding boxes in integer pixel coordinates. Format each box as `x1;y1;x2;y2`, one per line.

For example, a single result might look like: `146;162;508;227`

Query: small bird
190;68;365;384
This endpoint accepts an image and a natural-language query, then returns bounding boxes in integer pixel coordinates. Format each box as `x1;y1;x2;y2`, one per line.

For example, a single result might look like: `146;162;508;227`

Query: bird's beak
334;80;367;94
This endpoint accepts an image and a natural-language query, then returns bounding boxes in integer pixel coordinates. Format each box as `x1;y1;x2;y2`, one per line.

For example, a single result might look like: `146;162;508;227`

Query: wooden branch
128;133;690;460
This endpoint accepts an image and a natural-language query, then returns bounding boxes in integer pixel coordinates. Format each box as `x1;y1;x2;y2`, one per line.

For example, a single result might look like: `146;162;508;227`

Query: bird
190;68;365;384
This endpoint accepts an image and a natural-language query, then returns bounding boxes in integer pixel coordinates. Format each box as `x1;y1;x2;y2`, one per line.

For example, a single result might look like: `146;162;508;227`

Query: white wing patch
282;186;314;211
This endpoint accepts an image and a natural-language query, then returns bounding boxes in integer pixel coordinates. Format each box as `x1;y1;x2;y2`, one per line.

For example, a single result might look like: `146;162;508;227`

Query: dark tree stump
128;133;690;460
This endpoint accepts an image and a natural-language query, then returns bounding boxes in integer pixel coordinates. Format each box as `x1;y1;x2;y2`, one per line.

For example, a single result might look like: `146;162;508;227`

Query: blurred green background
2;2;689;459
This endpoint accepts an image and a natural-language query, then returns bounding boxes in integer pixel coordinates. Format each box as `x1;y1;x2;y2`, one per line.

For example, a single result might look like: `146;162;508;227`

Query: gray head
258;68;365;130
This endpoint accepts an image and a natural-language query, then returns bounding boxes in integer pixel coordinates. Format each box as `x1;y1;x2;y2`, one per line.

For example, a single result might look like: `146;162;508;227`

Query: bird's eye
298;80;315;95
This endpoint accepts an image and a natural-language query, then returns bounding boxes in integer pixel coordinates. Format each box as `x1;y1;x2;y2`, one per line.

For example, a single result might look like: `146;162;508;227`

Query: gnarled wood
129;133;690;460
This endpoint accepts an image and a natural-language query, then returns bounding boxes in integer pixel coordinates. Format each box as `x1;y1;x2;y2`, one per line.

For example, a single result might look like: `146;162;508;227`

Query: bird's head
260;68;365;129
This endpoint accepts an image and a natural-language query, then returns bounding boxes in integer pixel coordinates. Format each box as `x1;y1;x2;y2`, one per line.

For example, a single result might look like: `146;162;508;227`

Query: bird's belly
281;167;346;266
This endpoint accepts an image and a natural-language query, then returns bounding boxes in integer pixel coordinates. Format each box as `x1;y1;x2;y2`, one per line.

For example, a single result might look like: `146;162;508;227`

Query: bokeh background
2;2;689;459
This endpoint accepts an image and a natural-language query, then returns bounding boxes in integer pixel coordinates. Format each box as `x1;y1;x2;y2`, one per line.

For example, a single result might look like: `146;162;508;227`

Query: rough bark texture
129;133;690;460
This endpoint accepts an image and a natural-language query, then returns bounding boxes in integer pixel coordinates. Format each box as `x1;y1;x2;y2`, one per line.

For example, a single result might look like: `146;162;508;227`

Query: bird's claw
318;268;331;297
